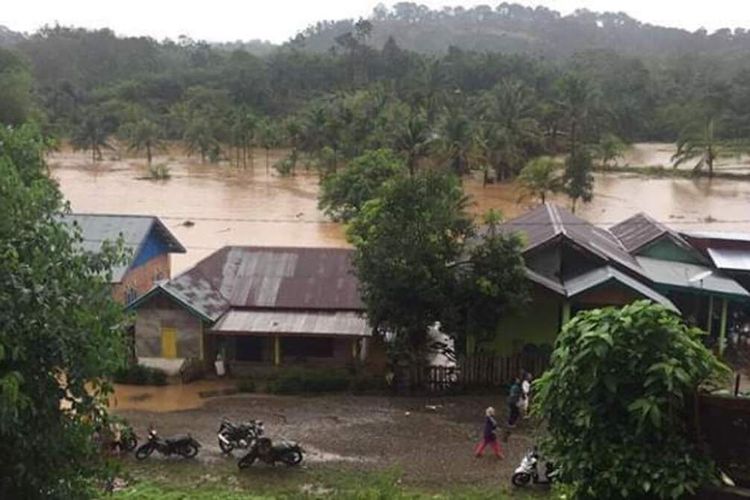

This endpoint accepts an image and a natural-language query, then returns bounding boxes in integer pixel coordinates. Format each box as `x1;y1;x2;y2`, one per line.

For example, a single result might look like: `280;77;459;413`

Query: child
474;407;503;459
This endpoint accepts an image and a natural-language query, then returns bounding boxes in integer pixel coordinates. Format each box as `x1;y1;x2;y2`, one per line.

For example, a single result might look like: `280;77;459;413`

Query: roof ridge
546;203;565;236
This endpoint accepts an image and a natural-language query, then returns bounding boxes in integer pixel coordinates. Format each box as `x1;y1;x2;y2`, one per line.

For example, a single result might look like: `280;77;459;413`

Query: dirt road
115;393;538;490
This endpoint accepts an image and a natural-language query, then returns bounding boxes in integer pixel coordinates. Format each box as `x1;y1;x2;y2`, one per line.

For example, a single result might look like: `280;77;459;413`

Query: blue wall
132;229;170;268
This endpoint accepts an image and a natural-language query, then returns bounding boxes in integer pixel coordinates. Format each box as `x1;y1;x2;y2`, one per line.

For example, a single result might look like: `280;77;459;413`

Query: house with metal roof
60;213;186;305
479;204;750;356
480;204;678;355
610;213;750;353
127;246;378;375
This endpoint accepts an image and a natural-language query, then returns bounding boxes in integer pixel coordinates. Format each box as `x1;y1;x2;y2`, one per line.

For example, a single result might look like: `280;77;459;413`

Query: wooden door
161;327;177;359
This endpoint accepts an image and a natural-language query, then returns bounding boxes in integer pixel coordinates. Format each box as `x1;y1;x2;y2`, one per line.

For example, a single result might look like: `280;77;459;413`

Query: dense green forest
1;2;748;186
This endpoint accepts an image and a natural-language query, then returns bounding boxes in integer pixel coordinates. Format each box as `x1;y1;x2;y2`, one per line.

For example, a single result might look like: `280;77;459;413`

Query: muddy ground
115;393;539;491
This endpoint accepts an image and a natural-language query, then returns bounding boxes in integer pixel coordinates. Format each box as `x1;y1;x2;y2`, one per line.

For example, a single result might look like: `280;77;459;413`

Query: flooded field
50;147;750;274
620;142;750;175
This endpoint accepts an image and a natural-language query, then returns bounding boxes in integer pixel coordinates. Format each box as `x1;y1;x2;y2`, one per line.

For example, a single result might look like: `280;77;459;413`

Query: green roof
563;266;678;311
636;256;750;300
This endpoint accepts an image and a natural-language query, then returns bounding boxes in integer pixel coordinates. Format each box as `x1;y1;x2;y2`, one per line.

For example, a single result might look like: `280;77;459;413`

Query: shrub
237;378;256;393
267;368;349;394
148;162;170;180
535;301;729;499
113;364;168;386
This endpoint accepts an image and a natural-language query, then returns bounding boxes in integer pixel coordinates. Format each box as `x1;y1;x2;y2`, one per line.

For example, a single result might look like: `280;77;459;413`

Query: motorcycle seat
166;435;190;445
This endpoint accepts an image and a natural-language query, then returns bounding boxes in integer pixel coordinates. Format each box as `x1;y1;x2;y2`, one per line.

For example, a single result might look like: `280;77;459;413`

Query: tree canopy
535;301;728;499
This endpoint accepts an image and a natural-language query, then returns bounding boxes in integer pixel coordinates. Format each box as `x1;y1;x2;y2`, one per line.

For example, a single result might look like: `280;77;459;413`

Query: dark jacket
483;415;498;440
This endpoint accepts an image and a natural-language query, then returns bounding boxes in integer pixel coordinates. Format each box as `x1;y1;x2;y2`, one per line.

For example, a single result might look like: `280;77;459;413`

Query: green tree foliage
437;111;473;175
120;118;164;166
0;47;32;125
183;117;219;163
517;156;562;204
563;148;594;213
257;119;281;174
318;148;406;222
347;172;528;362
535;301;728;500
389;105;432;175
672;117;720;178
595;133;627;167
0;124;127;497
70;112;113;162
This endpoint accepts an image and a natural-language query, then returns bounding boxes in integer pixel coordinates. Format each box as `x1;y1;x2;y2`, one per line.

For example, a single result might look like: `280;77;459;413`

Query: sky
3;0;750;43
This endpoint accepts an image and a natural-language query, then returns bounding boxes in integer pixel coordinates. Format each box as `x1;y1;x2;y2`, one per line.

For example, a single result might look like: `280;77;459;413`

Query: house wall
482;285;562;356
113;253;171;304
639;237;702;264
134;294;203;359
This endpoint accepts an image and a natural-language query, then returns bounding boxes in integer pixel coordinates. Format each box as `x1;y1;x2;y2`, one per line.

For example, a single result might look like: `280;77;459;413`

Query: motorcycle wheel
237;453;257;469
511;472;532;487
218;434;234;454
281;450;303;466
179;443;199;458
135;444;154;461
123;435;138;452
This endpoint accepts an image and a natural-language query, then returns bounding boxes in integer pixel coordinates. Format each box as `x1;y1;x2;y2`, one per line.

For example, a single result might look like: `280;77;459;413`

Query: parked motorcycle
135;428;201;460
217;417;263;454
237;436;304;468
511;447;557;487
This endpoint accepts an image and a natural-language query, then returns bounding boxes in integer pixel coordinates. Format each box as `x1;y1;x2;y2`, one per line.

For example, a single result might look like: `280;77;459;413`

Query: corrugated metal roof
60;213;185;282
683;231;750;243
210;310;370;337
190;246;363;310
499;204;645;278
563;266;678;311
707;248;750;272
636;256;750;299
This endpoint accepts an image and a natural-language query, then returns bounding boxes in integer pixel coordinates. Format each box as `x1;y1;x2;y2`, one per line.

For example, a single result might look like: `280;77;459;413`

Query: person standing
507;377;522;427
474;407;503;459
520;371;532;419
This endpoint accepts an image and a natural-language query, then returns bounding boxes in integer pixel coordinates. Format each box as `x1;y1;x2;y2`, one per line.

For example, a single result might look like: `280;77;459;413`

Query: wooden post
719;298;728;355
351;338;358;359
707;295;714;336
561;301;571;327
273;336;281;366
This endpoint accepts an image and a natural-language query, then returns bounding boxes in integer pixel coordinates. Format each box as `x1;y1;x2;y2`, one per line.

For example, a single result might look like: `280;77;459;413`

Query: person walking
474;407;503;459
507;377;522;427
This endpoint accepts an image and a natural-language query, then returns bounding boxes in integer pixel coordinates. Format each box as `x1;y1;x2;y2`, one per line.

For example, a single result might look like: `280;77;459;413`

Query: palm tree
122;118;163;166
230;108;258;168
477;79;543;180
391;108;432;176
672;117;719;178
517;156;562;204
183;117;219;163
71;115;112;163
437;111;472;175
556;73;600;156
257;119;281;174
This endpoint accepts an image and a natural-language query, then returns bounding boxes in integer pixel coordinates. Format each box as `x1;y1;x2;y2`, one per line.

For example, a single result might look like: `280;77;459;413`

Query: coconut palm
230;108;258;168
183;117;219;163
121;118;164;166
257;119;281;174
517;156;562;204
672;117;719;178
437;111;472;175
391;107;433;176
71;114;113;163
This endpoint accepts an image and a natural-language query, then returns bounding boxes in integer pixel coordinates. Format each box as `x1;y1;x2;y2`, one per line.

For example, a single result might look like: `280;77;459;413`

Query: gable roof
636;256;750;300
500;203;644;278
60;213;186;282
610;213;696;256
129;246;364;321
563;266;678;311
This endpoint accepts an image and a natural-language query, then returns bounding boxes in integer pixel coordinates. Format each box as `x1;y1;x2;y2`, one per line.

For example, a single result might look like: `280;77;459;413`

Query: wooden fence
406;352;550;393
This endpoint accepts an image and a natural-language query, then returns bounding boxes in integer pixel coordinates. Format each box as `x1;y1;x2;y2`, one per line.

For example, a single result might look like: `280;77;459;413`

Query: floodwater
620;142;750;175
50;146;750;274
109;379;239;412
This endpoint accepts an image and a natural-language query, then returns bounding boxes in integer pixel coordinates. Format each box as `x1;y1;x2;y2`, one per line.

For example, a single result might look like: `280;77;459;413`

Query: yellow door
161;327;177;359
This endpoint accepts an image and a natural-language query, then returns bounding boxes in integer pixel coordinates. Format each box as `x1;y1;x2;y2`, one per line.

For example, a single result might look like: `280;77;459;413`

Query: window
282;337;335;359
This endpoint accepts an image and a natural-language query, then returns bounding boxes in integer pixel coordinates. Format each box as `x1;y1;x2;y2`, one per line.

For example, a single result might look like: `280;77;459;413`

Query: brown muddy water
620;142;750;175
50;147;750;274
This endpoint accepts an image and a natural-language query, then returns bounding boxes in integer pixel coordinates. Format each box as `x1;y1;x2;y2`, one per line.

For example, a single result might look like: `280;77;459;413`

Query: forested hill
298;2;750;58
0;26;24;46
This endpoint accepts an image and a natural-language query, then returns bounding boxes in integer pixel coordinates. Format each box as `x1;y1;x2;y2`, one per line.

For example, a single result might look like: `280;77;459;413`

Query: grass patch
108;462;545;499
595;164;750;180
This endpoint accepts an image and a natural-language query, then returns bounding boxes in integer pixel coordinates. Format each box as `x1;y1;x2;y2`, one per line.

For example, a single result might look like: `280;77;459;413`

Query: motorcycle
135;428;201;460
511;447;557;487
237;436;304;468
217;417;263;454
